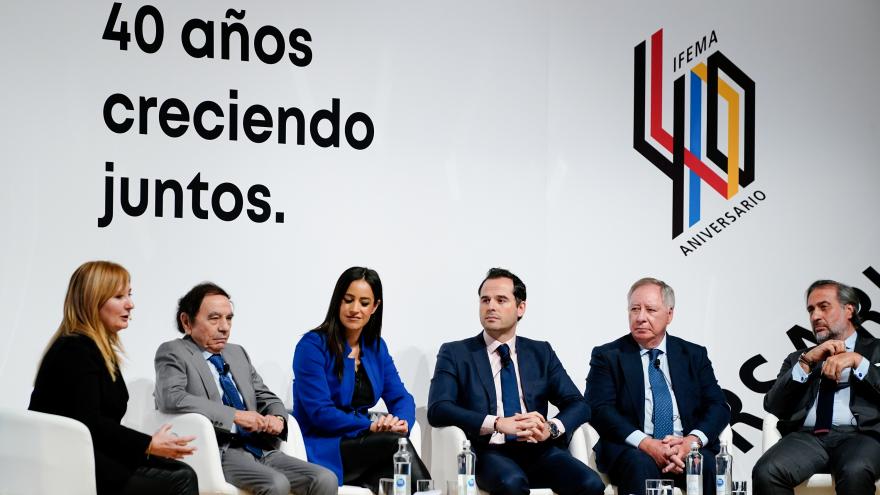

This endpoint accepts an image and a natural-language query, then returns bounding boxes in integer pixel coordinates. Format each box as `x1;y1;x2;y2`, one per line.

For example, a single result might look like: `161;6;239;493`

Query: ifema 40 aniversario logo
633;29;765;256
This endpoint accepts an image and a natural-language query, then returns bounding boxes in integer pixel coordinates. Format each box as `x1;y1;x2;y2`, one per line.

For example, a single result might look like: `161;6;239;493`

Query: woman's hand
148;424;197;460
369;414;408;433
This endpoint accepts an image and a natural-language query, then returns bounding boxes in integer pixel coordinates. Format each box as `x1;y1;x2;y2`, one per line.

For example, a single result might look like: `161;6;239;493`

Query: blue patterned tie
207;354;263;458
497;344;521;441
648;348;674;439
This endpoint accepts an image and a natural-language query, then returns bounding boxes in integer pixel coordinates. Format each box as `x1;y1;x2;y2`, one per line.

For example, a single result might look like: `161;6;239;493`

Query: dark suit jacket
154;336;288;450
427;333;589;448
764;327;880;436
292;330;416;483
29;334;152;495
585;334;730;471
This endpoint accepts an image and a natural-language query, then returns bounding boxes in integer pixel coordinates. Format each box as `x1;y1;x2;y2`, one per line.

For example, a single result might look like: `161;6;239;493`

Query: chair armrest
410;420;422;458
430;426;468;486
761;412;782;453
0;408;97;495
279;414;308;460
567;423;591;467
719;424;733;446
142;410;240;495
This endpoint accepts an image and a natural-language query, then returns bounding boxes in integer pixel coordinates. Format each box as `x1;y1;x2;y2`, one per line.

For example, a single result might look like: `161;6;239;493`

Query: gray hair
628;277;675;309
806;279;862;326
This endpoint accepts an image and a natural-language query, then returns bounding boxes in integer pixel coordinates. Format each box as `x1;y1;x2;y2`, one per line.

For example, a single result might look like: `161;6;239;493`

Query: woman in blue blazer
293;267;429;491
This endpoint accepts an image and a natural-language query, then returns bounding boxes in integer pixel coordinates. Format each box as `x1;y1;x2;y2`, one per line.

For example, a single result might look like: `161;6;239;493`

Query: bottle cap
690;441;700;449
462;440;471;449
398;437;407;446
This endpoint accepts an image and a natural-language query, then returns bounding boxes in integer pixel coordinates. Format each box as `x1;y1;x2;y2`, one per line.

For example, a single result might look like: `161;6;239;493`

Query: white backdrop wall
2;0;880;481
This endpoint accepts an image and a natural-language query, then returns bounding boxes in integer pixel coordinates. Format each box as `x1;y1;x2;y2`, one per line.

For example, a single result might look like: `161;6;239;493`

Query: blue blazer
585;334;730;471
427;333;589;448
292;331;415;484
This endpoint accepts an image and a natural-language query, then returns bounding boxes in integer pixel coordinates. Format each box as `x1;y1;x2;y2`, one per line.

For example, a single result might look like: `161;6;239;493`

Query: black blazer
427;333;589;449
29;334;151;495
585;334;730;471
764;327;880;436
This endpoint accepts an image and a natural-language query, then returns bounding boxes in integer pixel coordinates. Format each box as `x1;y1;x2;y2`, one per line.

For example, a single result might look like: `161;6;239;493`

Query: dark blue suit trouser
475;442;604;495
607;446;716;495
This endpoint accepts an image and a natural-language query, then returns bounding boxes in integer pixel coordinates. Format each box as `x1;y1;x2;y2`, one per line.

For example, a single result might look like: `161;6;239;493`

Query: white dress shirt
625;335;708;448
791;332;870;428
477;332;565;444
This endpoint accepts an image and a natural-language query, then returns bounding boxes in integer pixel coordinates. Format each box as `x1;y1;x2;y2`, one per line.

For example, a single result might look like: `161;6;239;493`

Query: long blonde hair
43;260;130;380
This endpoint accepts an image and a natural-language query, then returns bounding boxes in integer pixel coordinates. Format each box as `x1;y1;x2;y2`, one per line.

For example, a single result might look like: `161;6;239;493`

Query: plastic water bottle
457;440;476;495
715;441;732;495
685;441;703;495
393;437;411;495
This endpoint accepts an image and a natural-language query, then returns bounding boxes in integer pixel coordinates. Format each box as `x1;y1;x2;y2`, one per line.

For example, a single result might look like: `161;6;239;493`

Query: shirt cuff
626;430;648;448
549;418;565;435
791;361;810;383
480;415;497;436
853;355;869;380
689;430;708;447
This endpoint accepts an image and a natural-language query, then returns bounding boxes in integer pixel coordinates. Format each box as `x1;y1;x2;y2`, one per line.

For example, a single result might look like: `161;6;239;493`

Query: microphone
222;363;231;375
653;358;661;369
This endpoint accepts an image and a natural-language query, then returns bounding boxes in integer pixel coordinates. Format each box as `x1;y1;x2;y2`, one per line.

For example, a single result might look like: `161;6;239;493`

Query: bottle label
716;476;725;491
457;475;476;495
687;475;701;495
394;475;408;495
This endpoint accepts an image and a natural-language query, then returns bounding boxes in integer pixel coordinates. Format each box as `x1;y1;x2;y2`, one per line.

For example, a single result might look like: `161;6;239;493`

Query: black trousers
752;427;880;495
475;442;604;495
340;432;430;494
119;457;198;495
607;446;716;495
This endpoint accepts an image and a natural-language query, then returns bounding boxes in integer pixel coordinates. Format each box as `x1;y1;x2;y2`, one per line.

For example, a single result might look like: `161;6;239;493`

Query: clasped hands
639;435;700;474
370;414;409;434
495;411;552;443
234;410;285;435
801;340;863;381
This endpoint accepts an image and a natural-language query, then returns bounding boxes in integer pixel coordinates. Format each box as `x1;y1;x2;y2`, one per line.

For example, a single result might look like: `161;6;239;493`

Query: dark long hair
311;267;384;378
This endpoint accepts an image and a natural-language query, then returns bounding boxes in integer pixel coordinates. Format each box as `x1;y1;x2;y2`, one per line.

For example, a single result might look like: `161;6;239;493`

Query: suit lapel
361;341;381;405
224;347;256;410
666;336;691;427
469;334;497;415
515;338;536;412
621;337;645;427
854;328;876;359
850;328;876;405
183;336;222;402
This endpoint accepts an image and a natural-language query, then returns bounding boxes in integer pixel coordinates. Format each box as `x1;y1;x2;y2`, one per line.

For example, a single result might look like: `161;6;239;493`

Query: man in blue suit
586;277;729;495
428;268;604;495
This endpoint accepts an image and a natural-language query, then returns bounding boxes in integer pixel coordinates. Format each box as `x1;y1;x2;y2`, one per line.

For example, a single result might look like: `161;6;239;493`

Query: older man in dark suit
586;277;730;495
428;268;604;495
154;282;337;495
753;280;880;495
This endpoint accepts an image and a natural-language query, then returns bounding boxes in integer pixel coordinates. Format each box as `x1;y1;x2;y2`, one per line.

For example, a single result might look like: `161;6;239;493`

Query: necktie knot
498;343;512;367
648;348;663;362
208;354;228;375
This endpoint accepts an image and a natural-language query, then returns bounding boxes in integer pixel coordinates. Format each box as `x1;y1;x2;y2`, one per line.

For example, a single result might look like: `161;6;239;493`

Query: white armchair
138;409;377;495
761;412;880;495
0;407;97;495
